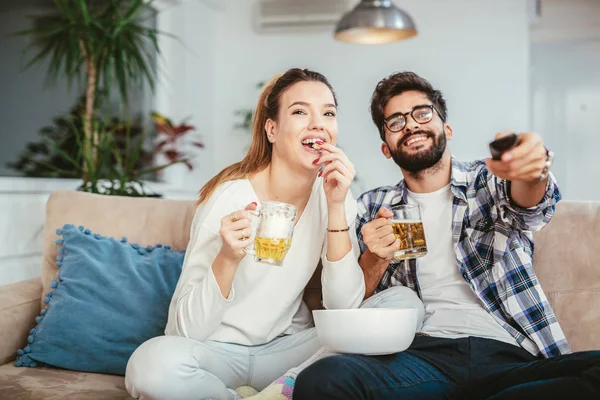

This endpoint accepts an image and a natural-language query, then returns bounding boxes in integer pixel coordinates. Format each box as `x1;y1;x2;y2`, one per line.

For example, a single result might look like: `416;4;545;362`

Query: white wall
529;0;600;201
153;0;217;188
211;0;531;191
531;40;600;200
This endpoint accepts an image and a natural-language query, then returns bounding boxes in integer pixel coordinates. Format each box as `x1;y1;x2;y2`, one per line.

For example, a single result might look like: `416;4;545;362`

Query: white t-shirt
165;178;365;346
407;185;518;346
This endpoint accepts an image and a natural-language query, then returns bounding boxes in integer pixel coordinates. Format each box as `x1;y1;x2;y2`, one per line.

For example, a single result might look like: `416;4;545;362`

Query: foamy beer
390;205;427;260
244;201;297;266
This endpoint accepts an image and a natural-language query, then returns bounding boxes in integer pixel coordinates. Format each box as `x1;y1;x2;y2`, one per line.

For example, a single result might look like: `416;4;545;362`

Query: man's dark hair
370;71;448;141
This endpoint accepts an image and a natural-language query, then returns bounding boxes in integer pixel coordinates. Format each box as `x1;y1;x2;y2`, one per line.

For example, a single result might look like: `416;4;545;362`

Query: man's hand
486;131;548;184
360;207;400;260
359;207;400;299
485;131;551;208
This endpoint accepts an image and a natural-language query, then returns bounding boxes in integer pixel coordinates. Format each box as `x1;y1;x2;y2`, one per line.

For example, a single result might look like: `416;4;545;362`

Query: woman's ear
265;119;277;143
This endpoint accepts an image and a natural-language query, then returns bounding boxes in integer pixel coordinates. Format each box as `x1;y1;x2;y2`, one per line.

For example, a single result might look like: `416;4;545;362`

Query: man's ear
265;119;277;143
444;123;453;141
381;142;392;159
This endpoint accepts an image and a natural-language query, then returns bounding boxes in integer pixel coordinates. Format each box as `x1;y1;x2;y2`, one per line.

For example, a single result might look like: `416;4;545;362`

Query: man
294;72;600;399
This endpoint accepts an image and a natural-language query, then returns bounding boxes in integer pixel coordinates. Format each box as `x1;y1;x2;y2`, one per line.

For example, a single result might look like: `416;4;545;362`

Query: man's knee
294;355;363;400
361;286;424;330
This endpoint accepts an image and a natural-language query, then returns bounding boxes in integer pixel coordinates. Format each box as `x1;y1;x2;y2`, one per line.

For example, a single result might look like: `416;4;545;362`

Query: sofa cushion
533;200;600;352
0;278;41;365
546;289;600;352
40;191;197;310
15;224;185;375
0;363;129;400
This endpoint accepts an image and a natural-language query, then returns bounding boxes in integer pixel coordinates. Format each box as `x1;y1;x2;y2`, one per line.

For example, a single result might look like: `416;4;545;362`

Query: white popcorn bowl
313;308;417;355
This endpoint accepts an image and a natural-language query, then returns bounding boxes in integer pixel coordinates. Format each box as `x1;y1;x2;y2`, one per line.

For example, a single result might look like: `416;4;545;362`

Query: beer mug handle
242;209;260;255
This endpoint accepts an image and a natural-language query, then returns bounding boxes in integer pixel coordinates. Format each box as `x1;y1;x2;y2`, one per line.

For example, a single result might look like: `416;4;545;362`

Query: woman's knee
125;335;200;399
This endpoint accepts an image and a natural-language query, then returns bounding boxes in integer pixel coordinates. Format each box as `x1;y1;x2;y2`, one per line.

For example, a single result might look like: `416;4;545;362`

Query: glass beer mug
390;204;427;260
244;201;297;266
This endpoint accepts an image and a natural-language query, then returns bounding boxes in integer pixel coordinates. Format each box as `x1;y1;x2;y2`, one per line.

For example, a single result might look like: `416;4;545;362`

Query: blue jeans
294;336;600;400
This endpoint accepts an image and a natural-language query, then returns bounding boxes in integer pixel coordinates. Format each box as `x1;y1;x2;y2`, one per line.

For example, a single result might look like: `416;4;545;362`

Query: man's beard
390;129;447;173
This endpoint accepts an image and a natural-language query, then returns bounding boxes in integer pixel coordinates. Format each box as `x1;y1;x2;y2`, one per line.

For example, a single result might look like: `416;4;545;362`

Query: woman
125;68;366;400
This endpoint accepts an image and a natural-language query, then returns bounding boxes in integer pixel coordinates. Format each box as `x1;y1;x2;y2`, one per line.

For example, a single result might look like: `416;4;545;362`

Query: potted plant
16;0;162;178
50;114;186;197
6;94;148;179
151;112;204;186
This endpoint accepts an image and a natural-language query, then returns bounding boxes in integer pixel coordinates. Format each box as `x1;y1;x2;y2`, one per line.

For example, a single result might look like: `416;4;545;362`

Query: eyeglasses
383;105;441;133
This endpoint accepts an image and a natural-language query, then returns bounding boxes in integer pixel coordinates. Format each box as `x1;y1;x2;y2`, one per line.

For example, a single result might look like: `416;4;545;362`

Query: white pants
125;286;423;400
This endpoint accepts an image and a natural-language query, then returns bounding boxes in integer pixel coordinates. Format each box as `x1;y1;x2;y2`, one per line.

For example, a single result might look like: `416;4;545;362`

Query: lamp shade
334;0;417;44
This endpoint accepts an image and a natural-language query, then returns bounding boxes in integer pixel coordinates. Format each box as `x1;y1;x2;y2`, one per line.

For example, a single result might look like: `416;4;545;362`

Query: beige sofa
0;190;599;399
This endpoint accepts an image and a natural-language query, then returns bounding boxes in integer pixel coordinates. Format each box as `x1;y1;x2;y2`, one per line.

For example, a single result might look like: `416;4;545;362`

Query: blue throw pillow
15;224;185;375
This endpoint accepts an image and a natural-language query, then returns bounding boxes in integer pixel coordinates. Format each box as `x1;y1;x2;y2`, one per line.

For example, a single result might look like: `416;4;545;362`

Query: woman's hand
315;142;356;207
218;202;257;263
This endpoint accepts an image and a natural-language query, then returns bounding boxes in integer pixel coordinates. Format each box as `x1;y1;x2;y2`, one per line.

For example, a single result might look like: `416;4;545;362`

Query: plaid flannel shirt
356;158;571;358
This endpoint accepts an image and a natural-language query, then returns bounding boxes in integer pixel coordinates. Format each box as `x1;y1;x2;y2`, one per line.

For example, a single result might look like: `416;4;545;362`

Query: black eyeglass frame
383;104;444;133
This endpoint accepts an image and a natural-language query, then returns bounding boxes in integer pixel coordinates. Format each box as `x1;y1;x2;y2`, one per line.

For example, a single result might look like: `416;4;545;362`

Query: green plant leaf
24;156;79;178
137;159;187;177
122;0;147;26
16;0;163;105
54;0;76;24
50;141;83;172
78;0;90;25
127;128;145;172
